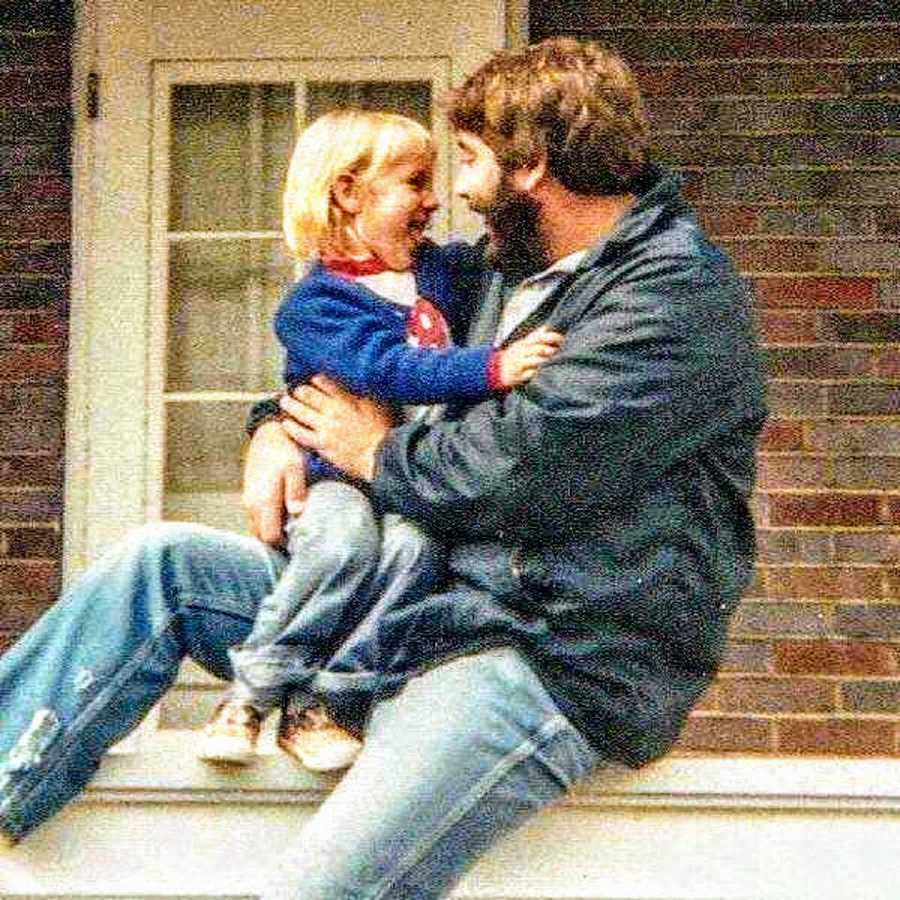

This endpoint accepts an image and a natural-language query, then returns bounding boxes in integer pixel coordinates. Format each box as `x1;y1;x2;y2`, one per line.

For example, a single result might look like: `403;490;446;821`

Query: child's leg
227;481;381;711
290;515;447;732
275;516;446;772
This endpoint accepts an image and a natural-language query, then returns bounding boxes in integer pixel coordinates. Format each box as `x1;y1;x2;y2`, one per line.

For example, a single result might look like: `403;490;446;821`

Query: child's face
353;149;437;271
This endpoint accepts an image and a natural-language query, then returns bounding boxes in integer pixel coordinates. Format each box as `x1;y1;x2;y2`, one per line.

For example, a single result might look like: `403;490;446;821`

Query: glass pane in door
170;83;294;231
306;80;431;126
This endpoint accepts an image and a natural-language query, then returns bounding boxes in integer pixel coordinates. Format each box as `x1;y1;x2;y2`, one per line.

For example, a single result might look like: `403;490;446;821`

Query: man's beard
482;180;549;281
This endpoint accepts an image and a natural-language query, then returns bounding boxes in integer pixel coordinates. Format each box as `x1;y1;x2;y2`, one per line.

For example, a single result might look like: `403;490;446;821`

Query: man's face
455;131;547;278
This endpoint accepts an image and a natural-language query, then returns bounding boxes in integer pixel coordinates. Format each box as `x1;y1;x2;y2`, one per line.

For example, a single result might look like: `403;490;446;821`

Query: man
0;37;763;899
247;37;766;898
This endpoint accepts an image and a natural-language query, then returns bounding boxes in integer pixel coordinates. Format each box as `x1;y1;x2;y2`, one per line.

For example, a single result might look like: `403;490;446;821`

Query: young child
198;109;562;772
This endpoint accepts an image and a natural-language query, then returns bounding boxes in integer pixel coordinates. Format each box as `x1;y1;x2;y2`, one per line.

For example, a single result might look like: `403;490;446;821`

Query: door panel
67;0;504;572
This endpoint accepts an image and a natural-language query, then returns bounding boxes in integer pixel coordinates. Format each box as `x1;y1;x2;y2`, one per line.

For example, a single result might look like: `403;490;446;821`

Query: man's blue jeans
0;522;598;898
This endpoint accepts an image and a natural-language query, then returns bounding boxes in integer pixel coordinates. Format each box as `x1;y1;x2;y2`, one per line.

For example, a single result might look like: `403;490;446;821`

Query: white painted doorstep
2;733;898;898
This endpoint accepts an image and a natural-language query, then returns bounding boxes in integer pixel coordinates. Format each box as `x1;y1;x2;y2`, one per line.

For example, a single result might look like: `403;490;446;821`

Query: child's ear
332;172;362;214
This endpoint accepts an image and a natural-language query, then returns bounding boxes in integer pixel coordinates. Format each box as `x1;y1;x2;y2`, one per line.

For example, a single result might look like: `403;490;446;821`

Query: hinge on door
87;72;100;120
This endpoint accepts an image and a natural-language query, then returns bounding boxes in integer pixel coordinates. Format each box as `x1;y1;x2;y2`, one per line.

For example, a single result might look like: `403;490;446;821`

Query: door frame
65;0;522;577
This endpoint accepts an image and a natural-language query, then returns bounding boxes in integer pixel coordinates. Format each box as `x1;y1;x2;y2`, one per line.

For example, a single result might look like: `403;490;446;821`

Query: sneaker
197;701;262;765
276;705;363;773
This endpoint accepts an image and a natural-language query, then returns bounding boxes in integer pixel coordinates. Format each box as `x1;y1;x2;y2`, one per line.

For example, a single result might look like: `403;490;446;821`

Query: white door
66;0;509;574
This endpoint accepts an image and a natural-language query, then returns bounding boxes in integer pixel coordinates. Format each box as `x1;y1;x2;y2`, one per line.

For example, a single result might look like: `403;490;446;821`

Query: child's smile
353;150;438;271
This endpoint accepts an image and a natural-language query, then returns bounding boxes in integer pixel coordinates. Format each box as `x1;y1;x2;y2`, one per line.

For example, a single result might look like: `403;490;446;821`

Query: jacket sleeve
370;255;765;542
276;290;498;405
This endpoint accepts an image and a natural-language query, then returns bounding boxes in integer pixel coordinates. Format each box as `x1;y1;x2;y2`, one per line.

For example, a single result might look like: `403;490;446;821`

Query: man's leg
0;522;284;844
262;646;599;900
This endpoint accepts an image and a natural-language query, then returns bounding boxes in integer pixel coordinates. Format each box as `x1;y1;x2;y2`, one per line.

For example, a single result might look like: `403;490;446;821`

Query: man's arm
281;260;764;543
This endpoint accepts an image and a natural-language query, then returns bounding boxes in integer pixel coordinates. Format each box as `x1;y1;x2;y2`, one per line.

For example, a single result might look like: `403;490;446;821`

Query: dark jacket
370;166;767;767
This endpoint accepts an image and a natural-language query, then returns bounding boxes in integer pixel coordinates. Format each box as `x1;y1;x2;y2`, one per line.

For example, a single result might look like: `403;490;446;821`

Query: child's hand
496;325;564;388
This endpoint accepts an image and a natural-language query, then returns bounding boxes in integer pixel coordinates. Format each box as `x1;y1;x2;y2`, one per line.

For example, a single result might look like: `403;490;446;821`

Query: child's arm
277;279;558;406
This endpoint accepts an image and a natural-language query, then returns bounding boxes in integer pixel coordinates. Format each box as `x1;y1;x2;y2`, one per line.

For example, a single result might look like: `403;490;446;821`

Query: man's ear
332;172;362;214
509;151;547;194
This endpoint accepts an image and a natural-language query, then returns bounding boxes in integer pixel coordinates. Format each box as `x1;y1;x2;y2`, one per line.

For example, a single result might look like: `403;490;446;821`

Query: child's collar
322;255;390;278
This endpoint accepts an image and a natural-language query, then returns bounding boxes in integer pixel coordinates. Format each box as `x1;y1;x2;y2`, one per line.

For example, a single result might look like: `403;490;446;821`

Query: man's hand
242;420;307;545
279;375;394;483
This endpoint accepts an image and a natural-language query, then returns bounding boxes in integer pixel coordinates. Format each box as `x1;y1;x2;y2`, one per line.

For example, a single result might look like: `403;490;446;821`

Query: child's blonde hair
283;109;433;261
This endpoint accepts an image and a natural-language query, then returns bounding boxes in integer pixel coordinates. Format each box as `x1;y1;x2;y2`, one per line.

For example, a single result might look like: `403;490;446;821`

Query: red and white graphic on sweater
407;298;451;350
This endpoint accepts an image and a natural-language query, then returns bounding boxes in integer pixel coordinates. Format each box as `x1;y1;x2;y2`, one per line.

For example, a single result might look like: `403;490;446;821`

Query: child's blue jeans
227;479;444;714
0;521;599;897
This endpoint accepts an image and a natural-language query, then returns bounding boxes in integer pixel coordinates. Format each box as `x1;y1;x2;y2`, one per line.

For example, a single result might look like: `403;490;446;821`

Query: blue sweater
274;240;493;483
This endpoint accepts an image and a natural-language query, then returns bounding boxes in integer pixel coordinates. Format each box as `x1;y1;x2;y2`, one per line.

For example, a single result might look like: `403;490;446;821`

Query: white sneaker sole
197;735;256;765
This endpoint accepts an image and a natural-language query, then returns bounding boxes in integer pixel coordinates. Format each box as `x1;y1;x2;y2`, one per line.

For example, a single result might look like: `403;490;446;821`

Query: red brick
1;527;60;559
676;714;772;754
0;175;70;206
0;595;54;633
718;676;835;714
0;348;64;380
720;639;773;674
0;244;69;277
835;604;900;639
834;533;900;565
886;498;900;525
885;571;900;599
827;383;900;417
806;421;900;454
873;349;900;377
0;70;70;106
0;560;59;599
768;493;881;527
0;210;70;242
767;566;882;601
841;681;900;714
755;455;830;491
0;490;61;523
758;419;805;452
581;26;900;64
765;383;825;417
0;456;62;488
765;346;872;379
756;529;832;565
730;601;830;637
635;62;854;99
752;277;876;310
775;640;896;676
724;239;823;274
0;33;72;69
0;415;63;455
833;457;900;490
756;310;820;343
7;312;66;345
696;206;760;237
777;719;895;755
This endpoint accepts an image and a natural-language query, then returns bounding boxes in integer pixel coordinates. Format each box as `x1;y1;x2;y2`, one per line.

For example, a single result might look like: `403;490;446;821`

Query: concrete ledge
2;735;897;898
88;731;900;813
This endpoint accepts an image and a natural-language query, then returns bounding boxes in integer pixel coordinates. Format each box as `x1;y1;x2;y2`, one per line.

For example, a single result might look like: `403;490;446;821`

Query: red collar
323;256;390;278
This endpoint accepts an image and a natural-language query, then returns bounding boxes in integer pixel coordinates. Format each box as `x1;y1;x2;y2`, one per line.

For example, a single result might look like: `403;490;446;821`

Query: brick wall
0;1;71;651
532;1;900;755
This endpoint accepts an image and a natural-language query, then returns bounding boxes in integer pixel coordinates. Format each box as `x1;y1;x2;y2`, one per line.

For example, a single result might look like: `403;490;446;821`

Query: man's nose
422;189;438;210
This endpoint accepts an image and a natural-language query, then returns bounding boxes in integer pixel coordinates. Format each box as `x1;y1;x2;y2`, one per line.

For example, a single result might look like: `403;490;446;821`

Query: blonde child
198;110;562;771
